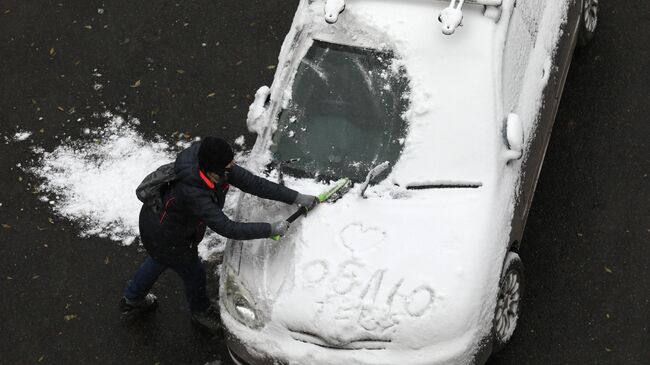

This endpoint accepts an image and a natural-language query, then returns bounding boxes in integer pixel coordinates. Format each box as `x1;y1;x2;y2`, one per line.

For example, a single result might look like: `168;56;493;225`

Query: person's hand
270;221;290;236
294;193;319;211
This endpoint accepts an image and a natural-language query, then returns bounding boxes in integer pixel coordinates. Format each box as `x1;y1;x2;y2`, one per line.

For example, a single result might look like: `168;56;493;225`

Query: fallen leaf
32;275;40;280
63;314;77;321
130;80;141;88
176;69;185;74
2;224;11;229
49;47;56;56
266;65;276;70
84;25;92;30
39;128;45;133
48;218;54;224
4;9;11;14
605;347;612;352
604;267;613;274
104;256;110;265
57;106;65;111
206;92;216;98
6;276;12;280
236;60;243;66
38;355;44;362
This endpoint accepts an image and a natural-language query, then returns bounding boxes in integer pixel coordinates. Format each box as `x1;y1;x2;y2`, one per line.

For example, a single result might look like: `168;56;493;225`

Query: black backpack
136;163;177;214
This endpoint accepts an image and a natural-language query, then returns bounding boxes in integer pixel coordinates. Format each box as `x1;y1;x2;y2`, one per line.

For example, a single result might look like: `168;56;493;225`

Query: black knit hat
198;137;234;174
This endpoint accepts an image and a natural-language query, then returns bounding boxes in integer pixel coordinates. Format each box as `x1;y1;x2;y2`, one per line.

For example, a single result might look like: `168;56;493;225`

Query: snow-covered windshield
271;40;410;182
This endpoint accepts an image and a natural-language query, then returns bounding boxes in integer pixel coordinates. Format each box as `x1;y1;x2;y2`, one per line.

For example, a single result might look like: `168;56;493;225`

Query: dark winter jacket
139;142;298;265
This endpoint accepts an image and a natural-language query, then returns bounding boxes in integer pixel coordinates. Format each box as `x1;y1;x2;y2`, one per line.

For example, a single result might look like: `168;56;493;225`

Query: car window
271;40;410;182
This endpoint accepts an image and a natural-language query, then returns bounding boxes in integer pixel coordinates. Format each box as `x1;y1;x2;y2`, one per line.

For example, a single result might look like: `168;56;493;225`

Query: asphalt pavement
0;1;648;364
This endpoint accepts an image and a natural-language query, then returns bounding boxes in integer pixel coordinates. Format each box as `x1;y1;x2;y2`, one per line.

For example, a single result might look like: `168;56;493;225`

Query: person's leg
170;257;210;312
171;258;221;333
123;256;167;301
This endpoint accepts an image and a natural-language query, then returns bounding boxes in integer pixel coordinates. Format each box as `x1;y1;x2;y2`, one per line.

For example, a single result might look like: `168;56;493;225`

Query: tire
491;252;524;353
577;0;599;47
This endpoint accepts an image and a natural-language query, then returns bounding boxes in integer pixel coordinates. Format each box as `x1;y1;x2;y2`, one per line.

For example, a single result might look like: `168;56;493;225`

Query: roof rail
324;0;346;24
437;0;503;35
320;0;502;30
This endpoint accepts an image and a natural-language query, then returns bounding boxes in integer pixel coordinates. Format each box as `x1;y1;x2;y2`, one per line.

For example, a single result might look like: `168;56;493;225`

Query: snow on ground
28;112;226;260
13;130;32;141
234;135;246;147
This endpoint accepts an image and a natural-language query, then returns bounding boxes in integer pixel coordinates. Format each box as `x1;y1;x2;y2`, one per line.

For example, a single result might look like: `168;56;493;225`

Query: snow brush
271;178;351;241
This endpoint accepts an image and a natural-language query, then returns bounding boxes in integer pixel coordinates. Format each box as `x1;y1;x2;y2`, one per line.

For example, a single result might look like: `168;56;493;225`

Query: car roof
303;0;503;185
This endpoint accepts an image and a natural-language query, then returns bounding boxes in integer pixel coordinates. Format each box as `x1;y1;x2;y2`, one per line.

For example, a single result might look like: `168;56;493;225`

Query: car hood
228;181;510;351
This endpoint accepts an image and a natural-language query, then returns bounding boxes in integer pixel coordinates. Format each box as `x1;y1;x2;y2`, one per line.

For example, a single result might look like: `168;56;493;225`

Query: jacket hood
174;142;209;189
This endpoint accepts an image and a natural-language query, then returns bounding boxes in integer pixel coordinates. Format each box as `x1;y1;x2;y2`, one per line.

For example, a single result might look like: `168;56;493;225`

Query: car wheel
578;0;599;47
491;251;524;353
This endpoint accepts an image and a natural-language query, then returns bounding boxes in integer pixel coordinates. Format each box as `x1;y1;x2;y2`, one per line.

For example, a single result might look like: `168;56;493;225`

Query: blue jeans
124;256;211;312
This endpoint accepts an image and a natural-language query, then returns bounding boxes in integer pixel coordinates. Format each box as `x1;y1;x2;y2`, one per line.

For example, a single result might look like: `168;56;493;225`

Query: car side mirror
246;86;271;134
503;113;524;161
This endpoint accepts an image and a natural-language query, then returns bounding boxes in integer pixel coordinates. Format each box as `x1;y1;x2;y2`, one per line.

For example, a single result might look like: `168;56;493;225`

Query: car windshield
271;40;410;182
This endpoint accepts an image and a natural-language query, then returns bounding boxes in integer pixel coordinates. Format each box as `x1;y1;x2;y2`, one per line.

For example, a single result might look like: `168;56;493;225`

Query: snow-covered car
220;0;598;364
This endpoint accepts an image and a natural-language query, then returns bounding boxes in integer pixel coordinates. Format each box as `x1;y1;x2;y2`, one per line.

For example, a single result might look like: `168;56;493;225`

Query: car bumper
222;311;492;365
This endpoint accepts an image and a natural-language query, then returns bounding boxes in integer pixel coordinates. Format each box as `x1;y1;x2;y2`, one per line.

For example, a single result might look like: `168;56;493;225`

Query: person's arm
228;164;298;204
185;187;272;240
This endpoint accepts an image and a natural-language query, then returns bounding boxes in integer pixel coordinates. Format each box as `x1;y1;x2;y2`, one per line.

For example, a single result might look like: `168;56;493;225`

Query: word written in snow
301;259;436;333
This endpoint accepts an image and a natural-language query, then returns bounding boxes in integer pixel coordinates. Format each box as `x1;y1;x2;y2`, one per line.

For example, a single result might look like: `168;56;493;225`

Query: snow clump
234;135;245;147
14;131;32;141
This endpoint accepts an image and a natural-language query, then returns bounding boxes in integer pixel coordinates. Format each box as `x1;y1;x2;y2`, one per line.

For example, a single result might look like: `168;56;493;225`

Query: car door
509;0;584;246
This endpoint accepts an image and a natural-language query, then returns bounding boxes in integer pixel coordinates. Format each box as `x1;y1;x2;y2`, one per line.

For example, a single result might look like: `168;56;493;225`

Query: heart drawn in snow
340;223;386;253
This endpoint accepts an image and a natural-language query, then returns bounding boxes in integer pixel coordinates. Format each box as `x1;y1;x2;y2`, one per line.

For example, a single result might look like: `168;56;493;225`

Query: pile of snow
29;113;225;260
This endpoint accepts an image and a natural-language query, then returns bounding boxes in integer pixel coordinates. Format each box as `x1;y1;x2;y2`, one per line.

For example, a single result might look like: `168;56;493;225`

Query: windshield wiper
360;161;390;198
406;182;483;190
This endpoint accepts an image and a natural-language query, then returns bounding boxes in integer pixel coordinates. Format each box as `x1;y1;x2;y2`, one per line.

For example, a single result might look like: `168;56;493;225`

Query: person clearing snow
119;137;319;334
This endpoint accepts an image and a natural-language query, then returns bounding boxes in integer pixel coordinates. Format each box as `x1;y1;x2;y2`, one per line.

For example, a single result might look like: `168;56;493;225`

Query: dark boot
119;293;158;316
191;304;221;334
